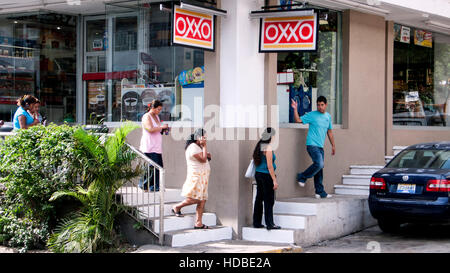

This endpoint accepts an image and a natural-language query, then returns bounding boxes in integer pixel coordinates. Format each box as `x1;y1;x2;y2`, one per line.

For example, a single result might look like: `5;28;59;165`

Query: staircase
334;146;408;196
119;187;232;247
242;195;375;246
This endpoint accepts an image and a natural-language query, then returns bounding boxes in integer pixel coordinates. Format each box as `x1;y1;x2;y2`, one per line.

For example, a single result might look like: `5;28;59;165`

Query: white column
220;0;266;128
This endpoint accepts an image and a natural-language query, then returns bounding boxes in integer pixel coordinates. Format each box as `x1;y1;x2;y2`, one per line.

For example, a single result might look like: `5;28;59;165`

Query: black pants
253;171;275;227
145;152;163;190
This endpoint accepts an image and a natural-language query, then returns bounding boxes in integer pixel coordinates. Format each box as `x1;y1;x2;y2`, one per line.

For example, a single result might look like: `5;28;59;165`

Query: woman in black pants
252;127;280;230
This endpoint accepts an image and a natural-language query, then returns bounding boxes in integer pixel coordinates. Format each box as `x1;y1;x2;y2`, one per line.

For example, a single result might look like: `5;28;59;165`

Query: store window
277;11;342;125
0;12;77;123
393;24;450;127
83;1;205;125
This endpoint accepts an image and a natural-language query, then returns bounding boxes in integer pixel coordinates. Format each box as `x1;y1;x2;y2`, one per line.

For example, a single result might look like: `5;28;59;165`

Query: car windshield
387;149;450;169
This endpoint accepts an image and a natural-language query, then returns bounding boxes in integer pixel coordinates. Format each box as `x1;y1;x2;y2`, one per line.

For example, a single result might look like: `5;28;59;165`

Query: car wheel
378;219;401;233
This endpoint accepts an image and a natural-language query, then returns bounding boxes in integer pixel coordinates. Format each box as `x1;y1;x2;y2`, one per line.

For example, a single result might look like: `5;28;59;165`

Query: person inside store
252;127;281;230
139;99;169;192
171;128;212;229
13;95;41;130
0;120;3;127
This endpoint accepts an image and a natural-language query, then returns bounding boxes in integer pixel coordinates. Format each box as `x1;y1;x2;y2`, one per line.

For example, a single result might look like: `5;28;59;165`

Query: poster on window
259;12;318;52
394;24;402;42
414;29;432;48
172;5;215;51
400;26;410;44
121;85;175;122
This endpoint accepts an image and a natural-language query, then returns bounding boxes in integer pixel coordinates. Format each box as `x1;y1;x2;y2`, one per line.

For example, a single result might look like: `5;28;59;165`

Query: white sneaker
298;181;306;187
315;194;332;199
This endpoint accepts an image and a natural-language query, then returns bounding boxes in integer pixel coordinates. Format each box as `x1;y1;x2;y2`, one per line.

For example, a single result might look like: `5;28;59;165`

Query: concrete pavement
303;224;450;253
133;240;303;253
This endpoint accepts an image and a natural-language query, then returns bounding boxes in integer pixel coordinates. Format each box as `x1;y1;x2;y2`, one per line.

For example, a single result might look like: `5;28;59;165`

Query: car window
428;151;450;169
387;149;450;169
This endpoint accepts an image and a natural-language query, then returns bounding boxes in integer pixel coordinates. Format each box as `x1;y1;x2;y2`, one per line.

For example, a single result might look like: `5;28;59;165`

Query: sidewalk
133;239;303;253
0;240;303;253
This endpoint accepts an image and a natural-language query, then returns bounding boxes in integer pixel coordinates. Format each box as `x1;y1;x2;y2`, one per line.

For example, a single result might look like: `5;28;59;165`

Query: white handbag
245;159;256;179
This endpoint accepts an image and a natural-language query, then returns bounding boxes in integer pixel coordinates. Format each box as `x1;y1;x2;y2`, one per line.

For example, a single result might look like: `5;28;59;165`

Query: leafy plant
47;122;141;253
0;124;83;252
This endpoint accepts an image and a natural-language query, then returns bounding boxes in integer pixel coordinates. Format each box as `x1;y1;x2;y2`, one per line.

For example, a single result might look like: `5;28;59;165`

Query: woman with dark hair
139;99;169;191
171;128;212;229
13;95;40;130
252;127;280;230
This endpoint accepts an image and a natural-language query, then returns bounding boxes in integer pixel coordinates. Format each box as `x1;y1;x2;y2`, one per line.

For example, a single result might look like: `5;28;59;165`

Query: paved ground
3;224;450;253
302;224;450;253
133;240;302;253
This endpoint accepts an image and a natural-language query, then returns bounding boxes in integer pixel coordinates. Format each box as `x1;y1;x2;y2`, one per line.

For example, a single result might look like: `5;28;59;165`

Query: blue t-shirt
255;151;277;174
13;107;34;130
301;111;332;148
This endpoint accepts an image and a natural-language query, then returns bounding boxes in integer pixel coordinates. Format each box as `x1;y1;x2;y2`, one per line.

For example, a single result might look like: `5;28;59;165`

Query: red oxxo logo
260;14;317;52
173;5;214;50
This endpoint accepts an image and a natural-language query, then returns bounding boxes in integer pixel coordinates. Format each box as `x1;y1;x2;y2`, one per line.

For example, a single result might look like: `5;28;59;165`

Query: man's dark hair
317;96;327;104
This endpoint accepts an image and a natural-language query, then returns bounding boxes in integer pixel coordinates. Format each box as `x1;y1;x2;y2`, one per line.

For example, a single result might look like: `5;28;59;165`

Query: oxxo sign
259;13;318;52
173;5;214;51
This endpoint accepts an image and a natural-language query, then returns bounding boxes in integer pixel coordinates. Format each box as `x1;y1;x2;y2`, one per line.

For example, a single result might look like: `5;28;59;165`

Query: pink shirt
140;112;162;154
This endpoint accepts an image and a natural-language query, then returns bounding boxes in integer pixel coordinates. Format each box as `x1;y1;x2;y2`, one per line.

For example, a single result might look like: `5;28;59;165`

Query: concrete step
118;187;184;206
147;213;217;233
262;214;308;230
273;200;317;216
342;174;371;186
165;226;233;247
242;227;296;244
349;165;383;175
393;146;408;155
136;203;197;218
334;184;369;196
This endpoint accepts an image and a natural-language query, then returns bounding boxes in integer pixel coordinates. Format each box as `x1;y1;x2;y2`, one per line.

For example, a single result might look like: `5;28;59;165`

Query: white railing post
159;169;165;246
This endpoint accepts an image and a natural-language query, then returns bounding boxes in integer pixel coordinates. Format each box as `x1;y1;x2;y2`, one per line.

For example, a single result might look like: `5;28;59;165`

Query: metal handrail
123;142;165;245
0;130;166;246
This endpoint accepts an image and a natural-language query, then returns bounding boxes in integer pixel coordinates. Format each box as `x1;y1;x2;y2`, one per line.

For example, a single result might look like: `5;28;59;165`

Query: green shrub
0;124;85;251
48;122;141;253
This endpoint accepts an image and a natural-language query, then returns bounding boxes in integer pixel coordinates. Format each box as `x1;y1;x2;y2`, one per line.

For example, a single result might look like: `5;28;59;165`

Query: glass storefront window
277;11;342;125
0;12;77;123
83;1;205;125
393;23;449;127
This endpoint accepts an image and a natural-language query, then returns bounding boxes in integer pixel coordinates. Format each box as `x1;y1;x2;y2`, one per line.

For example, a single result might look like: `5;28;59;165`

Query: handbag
245;159;256;179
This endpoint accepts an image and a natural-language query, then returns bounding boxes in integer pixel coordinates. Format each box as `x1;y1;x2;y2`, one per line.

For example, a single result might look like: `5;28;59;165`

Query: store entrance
83;8;138;124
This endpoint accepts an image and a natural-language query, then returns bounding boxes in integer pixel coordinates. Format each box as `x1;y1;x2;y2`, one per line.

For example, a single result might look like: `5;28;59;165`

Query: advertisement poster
414;29;432;48
87;81;106;116
394;24;402;42
259;12;318;52
121;85;175;122
178;66;204;86
400;26;410;44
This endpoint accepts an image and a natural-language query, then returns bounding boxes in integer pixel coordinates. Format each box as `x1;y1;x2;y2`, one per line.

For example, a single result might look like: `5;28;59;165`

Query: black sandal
171;208;183;217
194;224;209;229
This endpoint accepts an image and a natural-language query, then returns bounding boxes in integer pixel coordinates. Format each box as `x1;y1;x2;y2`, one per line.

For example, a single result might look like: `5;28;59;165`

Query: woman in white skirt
172;129;211;229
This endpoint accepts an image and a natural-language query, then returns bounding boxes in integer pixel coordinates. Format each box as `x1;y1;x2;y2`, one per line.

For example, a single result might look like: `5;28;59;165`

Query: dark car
368;142;450;233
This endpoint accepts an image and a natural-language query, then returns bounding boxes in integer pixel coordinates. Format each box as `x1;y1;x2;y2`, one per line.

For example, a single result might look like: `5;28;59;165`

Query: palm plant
47;122;141;253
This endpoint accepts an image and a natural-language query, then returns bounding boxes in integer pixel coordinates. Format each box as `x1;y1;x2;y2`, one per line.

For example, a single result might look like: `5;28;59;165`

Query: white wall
220;0;266;128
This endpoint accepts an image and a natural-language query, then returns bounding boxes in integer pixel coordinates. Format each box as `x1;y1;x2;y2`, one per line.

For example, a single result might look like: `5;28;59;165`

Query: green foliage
48;122;141;253
0;124;83;252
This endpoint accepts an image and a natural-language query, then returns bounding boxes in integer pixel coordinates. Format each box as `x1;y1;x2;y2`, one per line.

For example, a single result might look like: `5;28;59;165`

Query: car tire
378;219;401;233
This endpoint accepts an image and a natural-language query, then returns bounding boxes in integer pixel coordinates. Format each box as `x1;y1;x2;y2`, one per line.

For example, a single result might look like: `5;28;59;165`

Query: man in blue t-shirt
291;96;336;199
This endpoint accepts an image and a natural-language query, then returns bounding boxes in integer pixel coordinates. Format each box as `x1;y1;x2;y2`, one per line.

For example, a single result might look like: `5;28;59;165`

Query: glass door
83;8;138;124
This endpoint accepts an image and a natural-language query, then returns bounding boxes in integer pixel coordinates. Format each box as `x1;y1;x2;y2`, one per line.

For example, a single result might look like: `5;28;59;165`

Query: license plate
397;184;416;194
